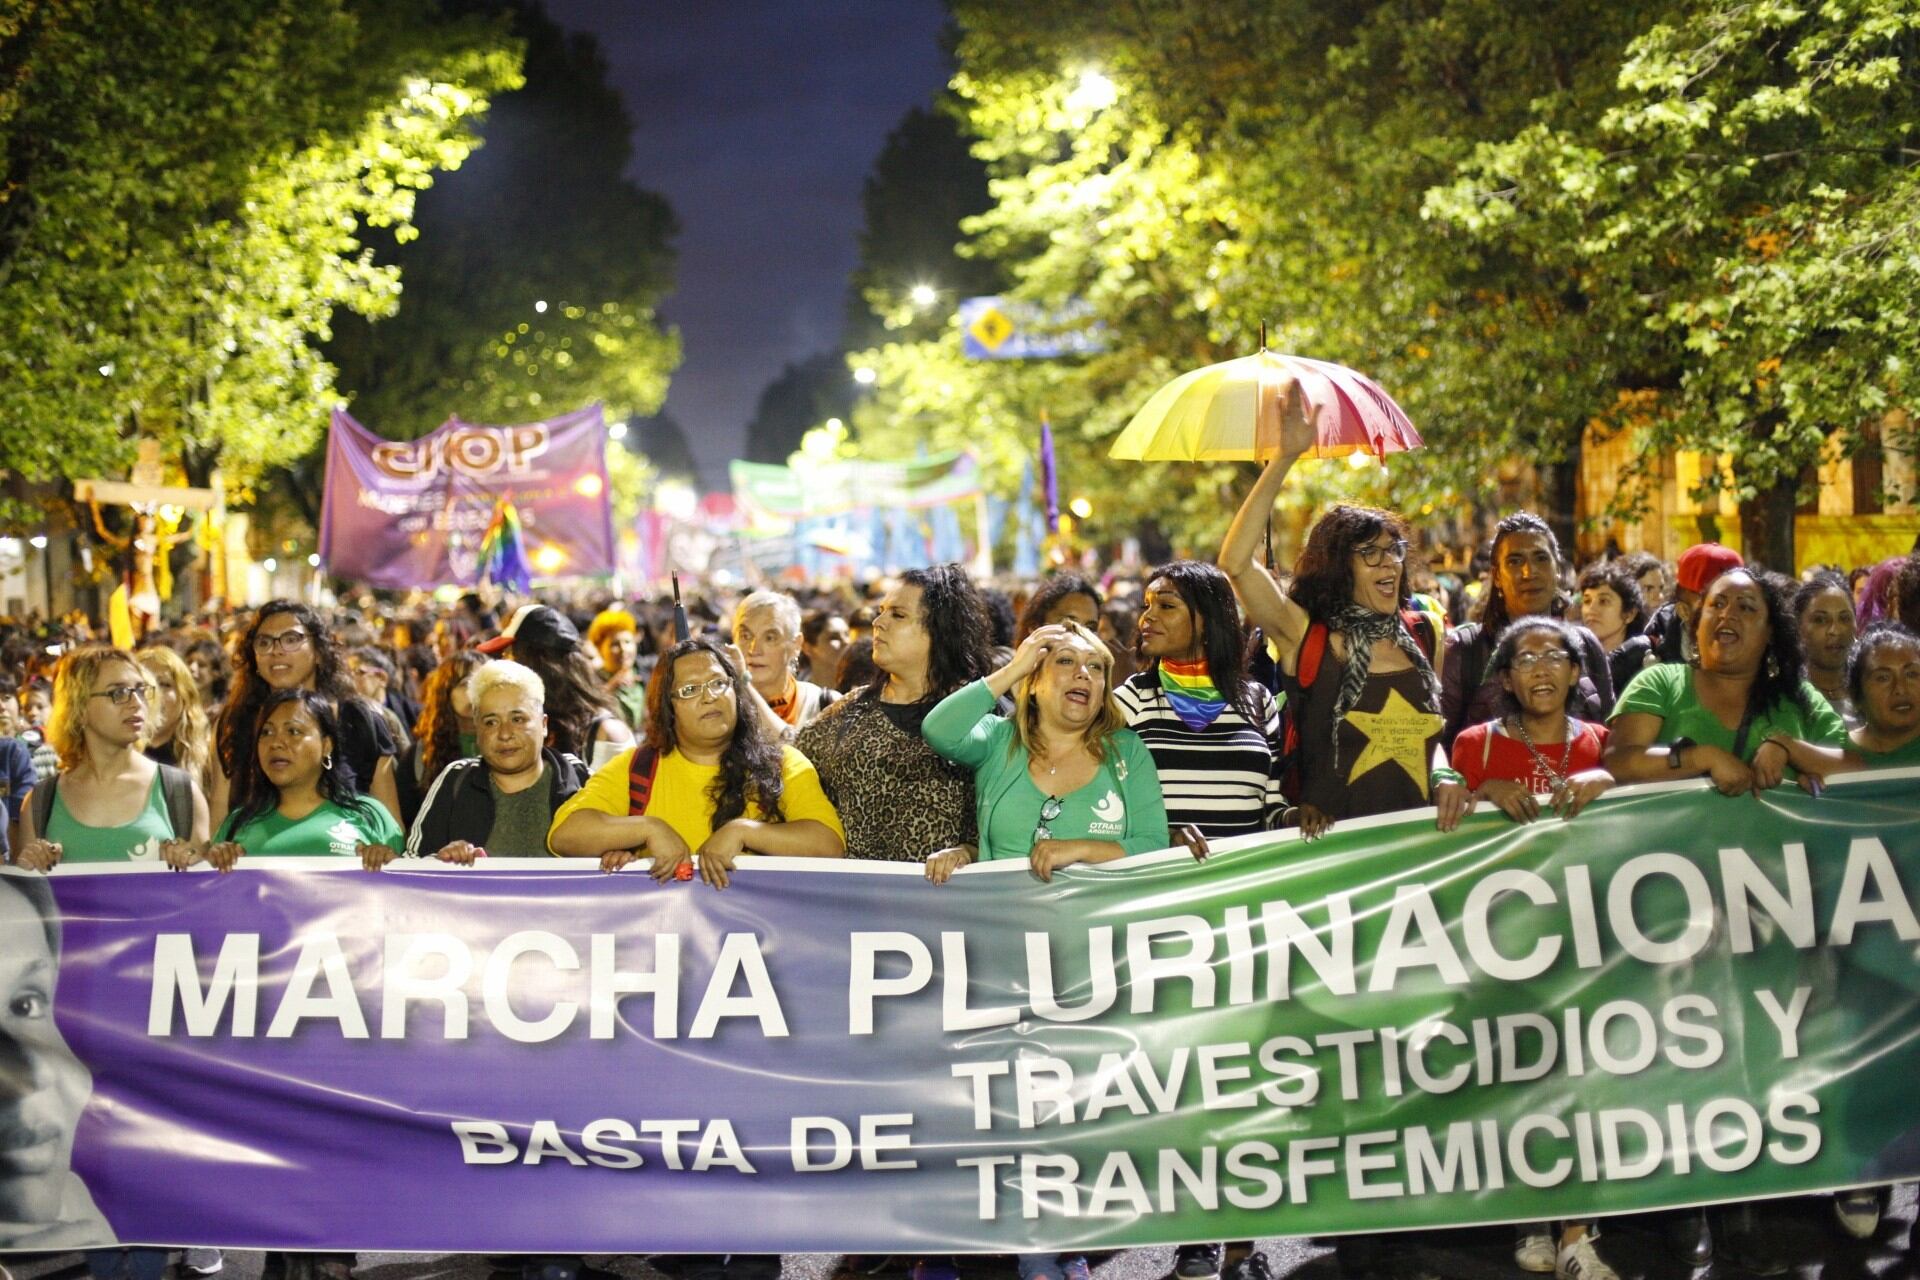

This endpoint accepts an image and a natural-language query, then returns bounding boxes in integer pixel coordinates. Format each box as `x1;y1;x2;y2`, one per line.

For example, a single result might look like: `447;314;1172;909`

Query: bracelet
1430;766;1466;790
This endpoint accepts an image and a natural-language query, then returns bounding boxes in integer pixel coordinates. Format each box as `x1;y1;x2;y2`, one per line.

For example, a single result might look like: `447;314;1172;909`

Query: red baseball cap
1675;543;1744;594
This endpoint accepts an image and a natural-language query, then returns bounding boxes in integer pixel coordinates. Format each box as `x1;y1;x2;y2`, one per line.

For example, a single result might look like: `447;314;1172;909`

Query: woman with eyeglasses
212;601;401;831
548;635;844;887
921;622;1167;882
1451;619;1614;824
1219;395;1463;838
15;646;206;869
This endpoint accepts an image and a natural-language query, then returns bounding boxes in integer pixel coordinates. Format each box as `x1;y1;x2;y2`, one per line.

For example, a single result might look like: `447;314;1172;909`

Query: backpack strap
29;772;55;842
156;762;193;839
1401;609;1442;664
1298;621;1330;689
626;745;661;816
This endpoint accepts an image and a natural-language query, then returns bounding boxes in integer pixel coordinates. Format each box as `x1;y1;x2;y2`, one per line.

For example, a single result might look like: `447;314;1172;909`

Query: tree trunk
1537;452;1580;562
1739;472;1799;573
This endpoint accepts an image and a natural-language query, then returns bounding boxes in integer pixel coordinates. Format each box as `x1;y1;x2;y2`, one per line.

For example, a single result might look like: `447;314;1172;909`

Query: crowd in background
5;439;1920;1280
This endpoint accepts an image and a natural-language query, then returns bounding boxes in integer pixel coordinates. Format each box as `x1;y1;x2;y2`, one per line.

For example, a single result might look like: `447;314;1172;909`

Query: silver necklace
1510;714;1574;799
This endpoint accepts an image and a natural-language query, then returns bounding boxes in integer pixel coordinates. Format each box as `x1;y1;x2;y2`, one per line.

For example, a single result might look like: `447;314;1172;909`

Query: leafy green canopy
0;0;521;528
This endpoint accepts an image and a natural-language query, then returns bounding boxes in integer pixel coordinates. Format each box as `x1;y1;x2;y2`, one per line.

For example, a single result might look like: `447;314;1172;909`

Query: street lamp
1069;497;1094;520
29;535;47;550
608;420;628;441
853;366;878;386
909;283;938;308
1066;69;1118;114
535;300;548;314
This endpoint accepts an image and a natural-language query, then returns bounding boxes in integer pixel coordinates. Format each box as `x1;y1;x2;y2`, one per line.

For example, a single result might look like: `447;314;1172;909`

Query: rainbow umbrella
1109;339;1421;463
477;495;532;593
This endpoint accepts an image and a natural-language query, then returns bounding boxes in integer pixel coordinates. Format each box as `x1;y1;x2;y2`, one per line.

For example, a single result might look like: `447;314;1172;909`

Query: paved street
10;1186;1915;1280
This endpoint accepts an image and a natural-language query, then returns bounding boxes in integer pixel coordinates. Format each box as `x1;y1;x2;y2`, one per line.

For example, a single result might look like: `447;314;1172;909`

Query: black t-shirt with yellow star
1294;662;1443;821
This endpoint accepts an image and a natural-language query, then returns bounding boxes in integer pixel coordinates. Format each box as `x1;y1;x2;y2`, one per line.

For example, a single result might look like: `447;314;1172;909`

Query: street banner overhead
730;451;984;520
6;773;1917;1253
318;406;615;589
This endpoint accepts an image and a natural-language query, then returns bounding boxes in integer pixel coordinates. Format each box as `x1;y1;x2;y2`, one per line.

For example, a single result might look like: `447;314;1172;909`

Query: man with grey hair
404;660;588;861
733;589;839;731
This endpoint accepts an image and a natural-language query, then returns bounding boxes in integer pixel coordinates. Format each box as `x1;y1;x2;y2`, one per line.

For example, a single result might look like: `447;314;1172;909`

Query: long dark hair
1693;569;1810;718
1290;504;1413;621
225;688;364;833
1483;512;1565;636
1144;560;1255;718
415;650;489;787
1016;573;1102;642
217;601;354;813
644;636;785;826
870;564;993;702
518;646;619;760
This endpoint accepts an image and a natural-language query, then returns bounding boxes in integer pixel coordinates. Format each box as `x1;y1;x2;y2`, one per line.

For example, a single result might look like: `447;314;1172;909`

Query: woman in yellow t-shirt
548;635;844;887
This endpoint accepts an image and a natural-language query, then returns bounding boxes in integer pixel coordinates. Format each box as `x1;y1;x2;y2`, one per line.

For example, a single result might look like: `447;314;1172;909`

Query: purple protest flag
318;405;615;589
1038;412;1060;534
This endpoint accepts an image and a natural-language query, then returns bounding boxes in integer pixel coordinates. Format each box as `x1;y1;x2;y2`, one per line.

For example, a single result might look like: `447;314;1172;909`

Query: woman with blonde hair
922;621;1167;882
16;646;206;869
137;645;214;796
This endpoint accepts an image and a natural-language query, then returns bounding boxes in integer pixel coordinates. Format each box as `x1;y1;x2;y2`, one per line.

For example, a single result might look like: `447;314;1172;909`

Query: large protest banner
317;405;615;589
5;773;1917;1253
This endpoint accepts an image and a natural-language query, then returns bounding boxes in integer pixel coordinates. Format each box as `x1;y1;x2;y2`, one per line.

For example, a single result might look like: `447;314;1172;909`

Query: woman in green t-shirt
1606;568;1854;793
1844;622;1920;768
202;690;403;868
14;646;207;869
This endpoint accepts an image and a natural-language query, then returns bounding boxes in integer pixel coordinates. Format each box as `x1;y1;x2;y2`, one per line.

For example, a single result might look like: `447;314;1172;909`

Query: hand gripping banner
6;772;1918;1253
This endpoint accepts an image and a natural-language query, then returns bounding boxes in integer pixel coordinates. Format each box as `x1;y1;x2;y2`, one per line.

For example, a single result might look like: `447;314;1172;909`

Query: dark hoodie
404;746;586;858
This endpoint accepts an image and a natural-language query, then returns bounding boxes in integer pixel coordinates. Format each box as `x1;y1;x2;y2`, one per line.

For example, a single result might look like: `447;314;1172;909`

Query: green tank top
47;770;175;863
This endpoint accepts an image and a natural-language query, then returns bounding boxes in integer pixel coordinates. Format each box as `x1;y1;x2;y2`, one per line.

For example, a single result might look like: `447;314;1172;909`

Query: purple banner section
318;406;615;589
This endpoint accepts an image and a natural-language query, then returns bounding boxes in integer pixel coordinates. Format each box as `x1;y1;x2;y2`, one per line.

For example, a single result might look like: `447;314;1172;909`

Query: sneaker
1833;1188;1880;1240
1223;1255;1275;1280
1514;1227;1556;1274
1060;1259;1091;1280
1173;1245;1223;1280
1555;1236;1619;1280
181;1252;224;1277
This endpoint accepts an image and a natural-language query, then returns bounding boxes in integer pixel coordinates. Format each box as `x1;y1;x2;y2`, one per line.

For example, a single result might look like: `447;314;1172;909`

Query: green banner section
730;451;982;518
935;771;1920;1244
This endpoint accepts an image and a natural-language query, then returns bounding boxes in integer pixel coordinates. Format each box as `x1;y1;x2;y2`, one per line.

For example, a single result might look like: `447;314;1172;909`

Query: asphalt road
9;1185;1915;1280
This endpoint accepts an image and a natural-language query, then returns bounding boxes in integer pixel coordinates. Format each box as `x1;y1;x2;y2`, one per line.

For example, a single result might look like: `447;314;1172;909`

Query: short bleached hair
734;590;802;638
467;658;545;710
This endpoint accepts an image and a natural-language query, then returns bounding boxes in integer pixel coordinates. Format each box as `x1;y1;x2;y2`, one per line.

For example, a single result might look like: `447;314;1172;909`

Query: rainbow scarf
1158;657;1227;730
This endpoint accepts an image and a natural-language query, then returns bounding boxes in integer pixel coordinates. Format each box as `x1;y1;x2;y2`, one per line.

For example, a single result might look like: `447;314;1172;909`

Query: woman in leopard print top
795;566;992;862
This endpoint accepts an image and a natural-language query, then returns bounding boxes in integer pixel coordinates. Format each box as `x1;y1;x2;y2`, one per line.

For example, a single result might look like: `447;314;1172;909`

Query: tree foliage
842;0;1914;565
0;0;521;526
327;0;679;438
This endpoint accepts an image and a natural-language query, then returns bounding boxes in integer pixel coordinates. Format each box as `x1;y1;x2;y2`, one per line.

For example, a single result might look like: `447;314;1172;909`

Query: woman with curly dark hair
1219;402;1465;840
394;649;489;827
1014;572;1101;642
548;635;843;888
1606;568;1853;793
1792;570;1858;723
797;564;991;862
212;601;399;829
201;689;403;866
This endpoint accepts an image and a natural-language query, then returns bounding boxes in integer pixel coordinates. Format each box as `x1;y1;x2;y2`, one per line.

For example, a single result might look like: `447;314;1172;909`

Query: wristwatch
1668;736;1696;770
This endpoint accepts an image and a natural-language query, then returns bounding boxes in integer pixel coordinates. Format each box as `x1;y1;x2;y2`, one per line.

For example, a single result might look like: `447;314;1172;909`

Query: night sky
542;1;953;486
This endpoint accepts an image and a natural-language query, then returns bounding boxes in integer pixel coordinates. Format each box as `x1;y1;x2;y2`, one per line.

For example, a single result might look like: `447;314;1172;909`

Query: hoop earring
321;754;334;771
1765;653;1780;679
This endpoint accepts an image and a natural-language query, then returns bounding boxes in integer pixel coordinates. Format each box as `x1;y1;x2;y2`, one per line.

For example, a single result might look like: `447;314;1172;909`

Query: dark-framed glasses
1032;794;1064;846
672;677;734;702
1356;539;1411;567
253;630;311;655
90;683;150;706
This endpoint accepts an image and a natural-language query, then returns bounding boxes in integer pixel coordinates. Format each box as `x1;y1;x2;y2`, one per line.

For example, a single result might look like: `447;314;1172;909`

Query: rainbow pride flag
478;496;532;592
1158;656;1227;730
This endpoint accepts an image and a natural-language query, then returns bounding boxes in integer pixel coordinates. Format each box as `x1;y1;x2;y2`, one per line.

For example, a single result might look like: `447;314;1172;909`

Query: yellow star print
1344;688;1444;796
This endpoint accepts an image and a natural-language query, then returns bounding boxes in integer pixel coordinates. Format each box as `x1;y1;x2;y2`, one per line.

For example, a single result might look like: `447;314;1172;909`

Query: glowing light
532;544;567;575
573;473;605;498
1066;69;1118;114
852;366;878;385
909;284;937;307
1069;497;1094;519
98;363;114;377
534;300;548;314
263;558;278;573
824;417;844;433
307;553;321;568
1346;452;1376;470
29;535;48;550
608;420;628;441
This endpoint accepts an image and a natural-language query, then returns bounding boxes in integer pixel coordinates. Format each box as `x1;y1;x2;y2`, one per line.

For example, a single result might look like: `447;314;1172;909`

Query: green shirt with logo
216;796;404;856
